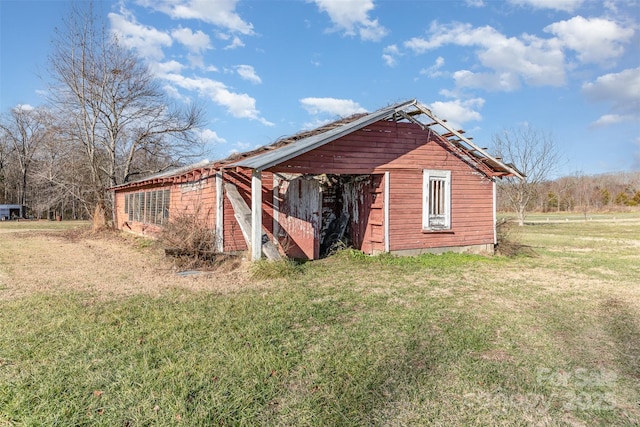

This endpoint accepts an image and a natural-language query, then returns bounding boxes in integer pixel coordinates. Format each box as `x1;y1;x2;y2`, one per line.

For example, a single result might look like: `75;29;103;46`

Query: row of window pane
429;177;447;227
123;189;170;225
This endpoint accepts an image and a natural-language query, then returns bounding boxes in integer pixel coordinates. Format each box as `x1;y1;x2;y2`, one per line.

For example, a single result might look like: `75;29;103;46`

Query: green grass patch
0;219;89;232
1;220;639;425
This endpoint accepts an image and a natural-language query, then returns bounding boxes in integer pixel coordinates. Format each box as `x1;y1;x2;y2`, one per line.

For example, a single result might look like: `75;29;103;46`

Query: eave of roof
227;99;524;179
109;159;214;191
111;98;523;192
227;99;418;171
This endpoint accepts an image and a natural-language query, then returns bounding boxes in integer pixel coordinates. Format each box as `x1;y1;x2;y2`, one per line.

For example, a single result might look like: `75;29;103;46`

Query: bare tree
0;106;50;206
493;125;562;225
0;133;9;203
47;1;205;226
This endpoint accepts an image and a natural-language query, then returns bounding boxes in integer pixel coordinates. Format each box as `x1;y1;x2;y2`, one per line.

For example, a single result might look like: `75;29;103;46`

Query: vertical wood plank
493;178;497;245
251;170;262;261
384;171;390;253
273;174;280;245
215;170;224;253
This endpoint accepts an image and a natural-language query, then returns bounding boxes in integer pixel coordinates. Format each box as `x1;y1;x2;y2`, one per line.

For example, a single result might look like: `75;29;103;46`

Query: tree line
497;170;640;215
0;2;204;222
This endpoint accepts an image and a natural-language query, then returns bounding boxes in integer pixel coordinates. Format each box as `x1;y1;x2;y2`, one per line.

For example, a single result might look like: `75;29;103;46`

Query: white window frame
422;169;451;230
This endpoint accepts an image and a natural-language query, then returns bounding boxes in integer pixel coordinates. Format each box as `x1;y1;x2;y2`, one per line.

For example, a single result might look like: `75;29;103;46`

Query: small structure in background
110;99;523;261
0;204;27;221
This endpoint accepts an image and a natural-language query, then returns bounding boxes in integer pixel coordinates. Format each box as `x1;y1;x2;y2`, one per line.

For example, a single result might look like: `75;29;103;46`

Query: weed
250;259;306;280
495;218;537;257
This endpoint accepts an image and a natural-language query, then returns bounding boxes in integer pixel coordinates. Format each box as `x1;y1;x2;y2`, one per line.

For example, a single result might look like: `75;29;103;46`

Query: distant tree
47;1;205;227
615;192;630;206
572;171;596;219
0;133;8;203
493;125;562;226
0;105;50;206
600;188;611;208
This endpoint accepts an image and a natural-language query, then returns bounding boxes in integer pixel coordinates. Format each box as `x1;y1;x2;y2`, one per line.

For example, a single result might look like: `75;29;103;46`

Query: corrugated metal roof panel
109;159;213;190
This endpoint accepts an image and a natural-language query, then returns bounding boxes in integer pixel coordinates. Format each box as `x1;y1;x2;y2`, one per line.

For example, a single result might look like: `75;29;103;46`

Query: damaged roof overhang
228;99;524;179
112;98;524;192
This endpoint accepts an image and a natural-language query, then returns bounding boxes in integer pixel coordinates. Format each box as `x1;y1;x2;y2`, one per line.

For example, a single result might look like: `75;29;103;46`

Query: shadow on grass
599;298;640;380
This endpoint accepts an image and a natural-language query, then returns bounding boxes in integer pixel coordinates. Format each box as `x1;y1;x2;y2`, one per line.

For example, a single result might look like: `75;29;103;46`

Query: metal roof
109;159;213;190
228;99;418;171
228;99;523;179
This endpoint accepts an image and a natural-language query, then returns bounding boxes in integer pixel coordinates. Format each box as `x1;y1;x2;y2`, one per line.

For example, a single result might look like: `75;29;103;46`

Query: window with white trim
423;170;451;230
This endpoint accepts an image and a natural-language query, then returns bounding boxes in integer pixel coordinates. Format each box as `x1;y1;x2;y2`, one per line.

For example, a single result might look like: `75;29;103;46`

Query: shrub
160;211;216;269
495;218;536;257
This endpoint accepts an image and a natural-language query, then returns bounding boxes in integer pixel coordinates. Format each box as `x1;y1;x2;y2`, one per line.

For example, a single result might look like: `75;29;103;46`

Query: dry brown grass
0;227;261;302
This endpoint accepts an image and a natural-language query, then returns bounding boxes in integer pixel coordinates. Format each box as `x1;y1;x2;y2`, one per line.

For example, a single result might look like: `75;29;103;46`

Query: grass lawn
0;220;638;426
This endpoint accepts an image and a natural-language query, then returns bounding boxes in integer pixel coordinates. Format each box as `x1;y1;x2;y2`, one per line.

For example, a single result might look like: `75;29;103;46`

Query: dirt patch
0;230;261;301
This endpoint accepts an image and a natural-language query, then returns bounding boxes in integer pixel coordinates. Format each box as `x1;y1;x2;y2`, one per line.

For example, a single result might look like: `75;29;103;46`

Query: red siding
268;121;495;253
113;174;216;238
113;120;496;258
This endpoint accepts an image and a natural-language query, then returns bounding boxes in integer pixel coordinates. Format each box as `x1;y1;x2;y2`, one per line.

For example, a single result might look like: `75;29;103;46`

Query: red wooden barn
110;99;522;261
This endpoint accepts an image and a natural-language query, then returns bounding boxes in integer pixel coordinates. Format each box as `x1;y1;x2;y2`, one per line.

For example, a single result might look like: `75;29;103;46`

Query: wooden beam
273;174;280;247
251;170;262;261
224;180;281;261
215;171;224;253
384;171;390;253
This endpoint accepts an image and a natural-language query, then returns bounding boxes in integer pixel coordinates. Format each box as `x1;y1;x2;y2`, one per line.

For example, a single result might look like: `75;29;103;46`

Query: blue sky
1;0;638;176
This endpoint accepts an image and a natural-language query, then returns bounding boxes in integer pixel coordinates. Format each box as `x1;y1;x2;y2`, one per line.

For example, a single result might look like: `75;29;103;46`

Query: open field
0;219;639;426
500;211;640;223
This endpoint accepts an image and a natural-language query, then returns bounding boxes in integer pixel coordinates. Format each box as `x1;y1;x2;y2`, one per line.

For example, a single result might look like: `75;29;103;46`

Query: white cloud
453;70;521;91
420;56;445;78
13;104;34;112
465;0;485;6
198;128;227;144
545;16;634;65
582;67;640;126
404;22;566;90
137;0;254;35
162;84;190;103
590;114;635;127
300;97;367;116
382;44;400;67
507;0;584;12
152;60;185;75
224;36;245;50
109;11;172;61
163;73;273;125
429;98;485;130
312;0;388;41
235;65;262;84
582;67;640;107
171;27;212;53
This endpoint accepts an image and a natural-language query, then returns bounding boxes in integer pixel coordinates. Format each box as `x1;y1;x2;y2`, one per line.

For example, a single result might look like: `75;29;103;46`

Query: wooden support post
215;170;224;253
273;174;280;245
224;181;281;261
384;171;390;253
251;170;262;261
492;178;497;245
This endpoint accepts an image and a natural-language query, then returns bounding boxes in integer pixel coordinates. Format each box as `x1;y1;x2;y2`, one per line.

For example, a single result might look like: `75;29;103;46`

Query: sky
1;0;639;177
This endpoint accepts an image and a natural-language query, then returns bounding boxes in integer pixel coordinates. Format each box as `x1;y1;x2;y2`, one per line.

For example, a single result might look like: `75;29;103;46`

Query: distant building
0;204;26;221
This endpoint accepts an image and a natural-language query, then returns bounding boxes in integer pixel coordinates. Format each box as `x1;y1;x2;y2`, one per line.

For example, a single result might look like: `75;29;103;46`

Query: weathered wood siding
268;120;495;253
276;176;322;259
